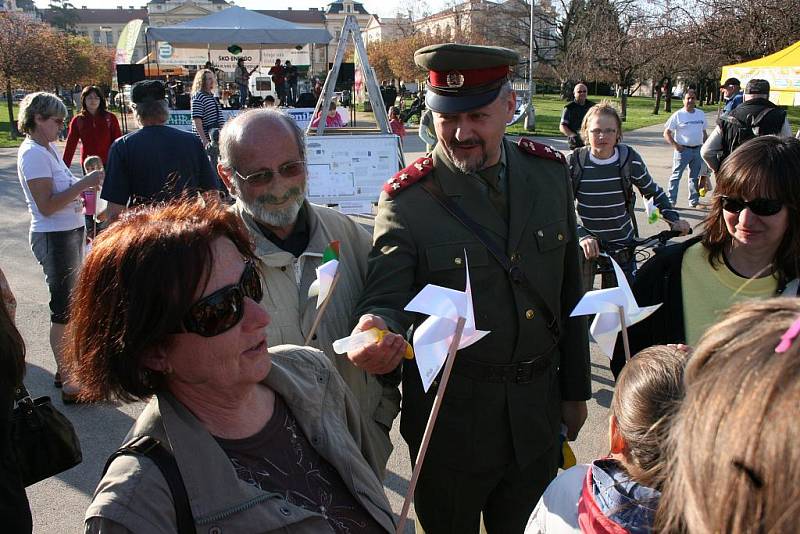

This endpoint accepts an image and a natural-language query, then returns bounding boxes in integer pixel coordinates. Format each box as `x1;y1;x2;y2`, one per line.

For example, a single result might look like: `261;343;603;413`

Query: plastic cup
83;190;96;216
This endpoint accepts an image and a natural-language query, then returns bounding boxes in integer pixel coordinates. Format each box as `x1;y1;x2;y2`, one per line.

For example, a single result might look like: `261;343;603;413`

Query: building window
106;31;114;46
93;30;101;44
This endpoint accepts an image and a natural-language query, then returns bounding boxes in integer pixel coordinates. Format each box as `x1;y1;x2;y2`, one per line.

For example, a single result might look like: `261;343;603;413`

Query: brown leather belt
454;357;550;384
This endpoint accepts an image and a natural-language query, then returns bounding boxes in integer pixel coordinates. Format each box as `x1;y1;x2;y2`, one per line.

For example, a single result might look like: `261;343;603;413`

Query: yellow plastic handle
372;328;415;359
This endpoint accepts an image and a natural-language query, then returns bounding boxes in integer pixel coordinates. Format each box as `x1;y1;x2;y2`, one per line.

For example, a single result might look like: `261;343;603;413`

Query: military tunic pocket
533;219;569;253
425;242;489;272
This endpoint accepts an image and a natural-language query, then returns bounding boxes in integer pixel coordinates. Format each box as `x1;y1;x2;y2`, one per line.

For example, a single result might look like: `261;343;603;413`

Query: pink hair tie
775;315;800;353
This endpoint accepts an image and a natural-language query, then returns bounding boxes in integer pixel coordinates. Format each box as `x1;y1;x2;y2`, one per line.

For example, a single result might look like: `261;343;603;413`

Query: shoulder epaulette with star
383;155;434;197
517;137;566;164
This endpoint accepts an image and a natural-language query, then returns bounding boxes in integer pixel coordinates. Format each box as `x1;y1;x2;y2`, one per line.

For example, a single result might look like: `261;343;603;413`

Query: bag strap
103;436;197;534
751;106;776;127
419;178;560;343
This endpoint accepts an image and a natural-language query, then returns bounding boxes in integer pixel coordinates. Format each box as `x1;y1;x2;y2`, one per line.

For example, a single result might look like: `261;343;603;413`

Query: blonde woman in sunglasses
16;91;103;402
610;135;800;378
67;196;396;534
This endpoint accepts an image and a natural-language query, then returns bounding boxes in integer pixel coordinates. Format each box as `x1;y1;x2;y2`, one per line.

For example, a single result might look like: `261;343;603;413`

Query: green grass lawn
0;101;20;148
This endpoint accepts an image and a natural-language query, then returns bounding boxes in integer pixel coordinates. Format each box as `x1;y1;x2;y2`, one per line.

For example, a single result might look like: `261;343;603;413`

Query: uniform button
312;334;318;341
557;233;564;241
209;527;221;534
525;309;535;320
510;253;520;263
311;436;321;445
454;257;463;265
280;506;291;516
537;230;544;237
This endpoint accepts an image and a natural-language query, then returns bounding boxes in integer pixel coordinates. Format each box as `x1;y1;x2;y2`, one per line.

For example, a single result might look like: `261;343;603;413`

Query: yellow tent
721;40;800;106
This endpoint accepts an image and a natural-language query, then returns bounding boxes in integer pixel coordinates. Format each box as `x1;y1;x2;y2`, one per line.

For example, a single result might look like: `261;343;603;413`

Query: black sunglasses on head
179;260;263;337
721;196;784;217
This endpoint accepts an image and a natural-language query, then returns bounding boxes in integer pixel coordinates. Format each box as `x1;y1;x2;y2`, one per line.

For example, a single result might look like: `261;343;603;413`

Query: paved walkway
0;117;705;533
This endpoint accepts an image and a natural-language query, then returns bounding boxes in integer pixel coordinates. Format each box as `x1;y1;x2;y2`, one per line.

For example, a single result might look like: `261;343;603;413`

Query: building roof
40;7;148;25
326;1;369;15
254;9;325;25
147;0;229;4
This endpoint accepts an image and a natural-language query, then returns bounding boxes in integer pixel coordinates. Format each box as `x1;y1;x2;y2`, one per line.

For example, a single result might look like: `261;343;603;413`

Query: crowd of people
2;40;799;534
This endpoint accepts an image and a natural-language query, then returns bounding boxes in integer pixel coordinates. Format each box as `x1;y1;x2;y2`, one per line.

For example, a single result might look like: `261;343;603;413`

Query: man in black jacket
701;79;792;171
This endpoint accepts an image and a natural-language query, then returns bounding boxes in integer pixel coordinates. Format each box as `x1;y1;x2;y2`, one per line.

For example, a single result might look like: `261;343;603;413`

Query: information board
305;134;402;207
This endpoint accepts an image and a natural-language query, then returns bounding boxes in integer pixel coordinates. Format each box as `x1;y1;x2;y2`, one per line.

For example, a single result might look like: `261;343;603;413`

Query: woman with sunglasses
16;92;103;403
611;135;800;378
68;197;395;533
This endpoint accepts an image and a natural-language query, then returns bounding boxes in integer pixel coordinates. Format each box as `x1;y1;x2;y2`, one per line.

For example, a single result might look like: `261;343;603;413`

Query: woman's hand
668;219;691;236
580;237;600;260
81;169;104;190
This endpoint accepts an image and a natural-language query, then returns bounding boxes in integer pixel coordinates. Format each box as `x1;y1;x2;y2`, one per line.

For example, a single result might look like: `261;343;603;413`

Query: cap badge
446;71;465;88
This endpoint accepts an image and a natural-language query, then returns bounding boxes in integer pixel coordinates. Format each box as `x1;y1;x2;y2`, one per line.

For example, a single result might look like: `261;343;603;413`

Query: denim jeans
668;146;702;206
30;227;84;323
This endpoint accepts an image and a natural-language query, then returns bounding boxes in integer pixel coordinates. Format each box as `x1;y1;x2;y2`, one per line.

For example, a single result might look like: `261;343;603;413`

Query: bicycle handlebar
629;228;692;247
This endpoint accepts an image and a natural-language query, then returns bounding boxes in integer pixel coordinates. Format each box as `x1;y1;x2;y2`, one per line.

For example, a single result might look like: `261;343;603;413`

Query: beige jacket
85;345;395;534
234;201;400;472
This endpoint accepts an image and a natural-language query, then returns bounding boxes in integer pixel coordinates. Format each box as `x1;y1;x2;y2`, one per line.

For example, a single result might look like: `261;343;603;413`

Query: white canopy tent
144;6;332;47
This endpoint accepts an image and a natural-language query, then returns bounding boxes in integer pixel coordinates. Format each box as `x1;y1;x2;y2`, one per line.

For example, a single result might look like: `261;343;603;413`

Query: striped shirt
571;147;678;246
190;91;223;140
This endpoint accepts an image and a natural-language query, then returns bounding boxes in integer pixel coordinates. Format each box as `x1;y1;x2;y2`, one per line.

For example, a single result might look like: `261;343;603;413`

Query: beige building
362;14;412;48
40;0;374;77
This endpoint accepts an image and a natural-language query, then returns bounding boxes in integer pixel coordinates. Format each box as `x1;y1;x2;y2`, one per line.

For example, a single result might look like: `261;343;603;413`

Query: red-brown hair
66;195;255;402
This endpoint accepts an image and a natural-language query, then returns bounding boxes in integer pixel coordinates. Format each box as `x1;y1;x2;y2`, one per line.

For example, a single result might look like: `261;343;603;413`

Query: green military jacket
355;137;591;471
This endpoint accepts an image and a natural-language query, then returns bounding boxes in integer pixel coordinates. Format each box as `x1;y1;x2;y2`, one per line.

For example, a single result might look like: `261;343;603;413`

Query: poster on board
305;134;401;207
164;108;347;132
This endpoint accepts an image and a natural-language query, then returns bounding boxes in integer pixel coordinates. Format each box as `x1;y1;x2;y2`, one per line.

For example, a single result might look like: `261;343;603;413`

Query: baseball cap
131;80;166;104
721;77;740;88
414;43;519;113
745;79;770;95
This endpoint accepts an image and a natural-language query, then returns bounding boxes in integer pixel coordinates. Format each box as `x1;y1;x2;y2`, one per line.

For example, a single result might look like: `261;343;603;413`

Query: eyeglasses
234;160;305;186
721;196;783;217
589;128;617;136
180;260;263;337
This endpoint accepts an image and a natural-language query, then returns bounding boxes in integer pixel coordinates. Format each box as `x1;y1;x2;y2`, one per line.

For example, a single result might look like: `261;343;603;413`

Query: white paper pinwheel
308;259;339;308
404;253;490;392
570;255;661;358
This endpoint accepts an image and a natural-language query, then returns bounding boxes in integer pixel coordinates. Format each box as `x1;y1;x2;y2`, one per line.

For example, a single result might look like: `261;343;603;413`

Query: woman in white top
16;92;102;403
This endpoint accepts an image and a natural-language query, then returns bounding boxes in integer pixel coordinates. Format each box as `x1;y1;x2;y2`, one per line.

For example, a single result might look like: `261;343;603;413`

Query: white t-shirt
525;464;587;533
17;138;84;233
664;108;707;147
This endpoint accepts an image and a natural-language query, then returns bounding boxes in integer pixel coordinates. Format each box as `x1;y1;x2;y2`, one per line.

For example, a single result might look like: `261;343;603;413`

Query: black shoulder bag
103;435;197;534
11;383;82;487
420;179;561;345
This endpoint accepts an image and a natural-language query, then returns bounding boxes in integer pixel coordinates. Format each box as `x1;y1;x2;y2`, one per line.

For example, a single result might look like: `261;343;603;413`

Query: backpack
569;144;639;237
721;106;785;159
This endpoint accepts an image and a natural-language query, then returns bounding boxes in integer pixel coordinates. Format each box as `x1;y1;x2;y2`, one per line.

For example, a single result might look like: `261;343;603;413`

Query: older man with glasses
216;108;400;475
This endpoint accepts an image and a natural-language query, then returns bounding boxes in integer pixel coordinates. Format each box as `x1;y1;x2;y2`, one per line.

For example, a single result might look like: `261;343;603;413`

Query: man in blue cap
347;43;591;533
102;80;218;222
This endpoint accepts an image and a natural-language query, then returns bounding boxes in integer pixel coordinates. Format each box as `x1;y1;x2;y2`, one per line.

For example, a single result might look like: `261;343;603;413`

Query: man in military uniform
347;44;591;533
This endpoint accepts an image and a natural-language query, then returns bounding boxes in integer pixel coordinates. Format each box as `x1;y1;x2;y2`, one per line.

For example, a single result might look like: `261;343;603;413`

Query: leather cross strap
103;436;197;534
419;178;560;343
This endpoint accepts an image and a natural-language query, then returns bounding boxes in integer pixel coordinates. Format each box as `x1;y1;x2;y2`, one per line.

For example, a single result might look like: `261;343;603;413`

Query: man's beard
443;138;487;174
239;182;307;228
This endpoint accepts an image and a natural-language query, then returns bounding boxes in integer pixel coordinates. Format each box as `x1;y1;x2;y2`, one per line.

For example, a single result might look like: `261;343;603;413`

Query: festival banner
114;19;144;65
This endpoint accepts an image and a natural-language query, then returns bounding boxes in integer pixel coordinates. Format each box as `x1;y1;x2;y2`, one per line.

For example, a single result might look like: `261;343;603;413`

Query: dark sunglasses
180;260;263;337
234;160;305;186
721;196;783;217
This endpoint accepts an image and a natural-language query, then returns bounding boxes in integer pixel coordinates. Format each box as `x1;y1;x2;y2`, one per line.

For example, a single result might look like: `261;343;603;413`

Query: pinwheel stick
618;306;632;361
304;271;341;346
395;316;467;534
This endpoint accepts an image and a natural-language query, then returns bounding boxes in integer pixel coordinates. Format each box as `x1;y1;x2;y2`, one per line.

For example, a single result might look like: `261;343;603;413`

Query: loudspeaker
116;64;145;85
339;63;355;85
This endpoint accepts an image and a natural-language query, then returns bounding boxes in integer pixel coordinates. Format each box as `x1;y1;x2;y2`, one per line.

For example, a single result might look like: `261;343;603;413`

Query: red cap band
429;65;510;89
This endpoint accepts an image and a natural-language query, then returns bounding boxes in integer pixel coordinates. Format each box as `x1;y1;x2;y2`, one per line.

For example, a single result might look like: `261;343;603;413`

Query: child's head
657;297;800;533
84;155;103;174
610;345;689;490
388;106;400;119
263;95;275;107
